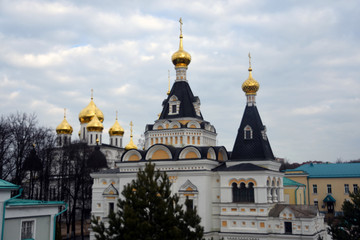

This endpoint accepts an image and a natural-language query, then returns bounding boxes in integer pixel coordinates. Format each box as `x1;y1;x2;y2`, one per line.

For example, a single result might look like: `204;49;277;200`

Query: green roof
0;179;19;189
287;163;360;178
323;194;336;202
7;199;65;207
283;177;305;186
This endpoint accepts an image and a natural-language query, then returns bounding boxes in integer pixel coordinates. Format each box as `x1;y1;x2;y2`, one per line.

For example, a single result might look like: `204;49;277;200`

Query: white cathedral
55;20;327;240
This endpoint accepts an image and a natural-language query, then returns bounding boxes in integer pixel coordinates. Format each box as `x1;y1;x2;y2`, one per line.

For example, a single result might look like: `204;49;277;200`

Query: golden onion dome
86;115;103;132
125;137;137;150
56;109;73;135
78;90;104;124
171;18;191;68
125;121;137;150
56;118;73;135
109;117;124;136
242;67;260;95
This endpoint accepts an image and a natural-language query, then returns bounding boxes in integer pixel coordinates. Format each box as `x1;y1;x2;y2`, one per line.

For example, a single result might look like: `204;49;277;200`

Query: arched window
248;182;255;203
232;182;255;203
244;125;253;139
239;182;246;202
232;183;239;202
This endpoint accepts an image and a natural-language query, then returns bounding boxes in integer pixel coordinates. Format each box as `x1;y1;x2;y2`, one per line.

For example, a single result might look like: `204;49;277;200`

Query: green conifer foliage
329;191;360;240
91;162;204;240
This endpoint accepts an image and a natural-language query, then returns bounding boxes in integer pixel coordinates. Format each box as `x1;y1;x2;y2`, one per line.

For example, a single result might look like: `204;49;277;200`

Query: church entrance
327;202;334;214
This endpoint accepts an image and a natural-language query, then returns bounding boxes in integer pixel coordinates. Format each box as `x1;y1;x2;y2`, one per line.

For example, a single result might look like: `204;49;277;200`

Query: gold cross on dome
116;110;118;120
130;121;133;135
248;52;252;68
179;18;183;35
167;69;170;95
91;89;94;100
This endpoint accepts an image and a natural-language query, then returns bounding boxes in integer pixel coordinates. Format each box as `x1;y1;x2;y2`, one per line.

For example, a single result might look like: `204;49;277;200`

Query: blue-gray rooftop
288;163;360;178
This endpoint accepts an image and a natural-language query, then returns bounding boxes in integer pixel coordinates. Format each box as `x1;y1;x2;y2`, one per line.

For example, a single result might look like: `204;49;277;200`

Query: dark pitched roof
159;81;203;120
23;147;42;171
87;146;108;169
213;162;268;172
268;204;318;218
230;105;274;161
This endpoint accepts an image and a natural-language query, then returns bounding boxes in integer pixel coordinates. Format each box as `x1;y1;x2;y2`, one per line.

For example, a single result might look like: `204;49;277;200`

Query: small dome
79;94;104;124
242;67;259;95
125;121;137;150
87;145;107;169
171;34;191;68
86;115;103;132
109;119;124;136
125;138;137;150
56;117;73;135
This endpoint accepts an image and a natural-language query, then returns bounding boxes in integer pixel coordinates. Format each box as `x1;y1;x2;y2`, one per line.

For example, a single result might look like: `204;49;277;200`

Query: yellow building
285;163;360;215
283;177;306;205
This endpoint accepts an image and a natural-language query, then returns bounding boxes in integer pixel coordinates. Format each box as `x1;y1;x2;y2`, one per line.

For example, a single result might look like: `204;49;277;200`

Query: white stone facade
90;156;326;240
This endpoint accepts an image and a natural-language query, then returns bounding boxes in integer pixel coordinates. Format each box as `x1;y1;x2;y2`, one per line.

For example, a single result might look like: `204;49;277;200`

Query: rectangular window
284;222;292;234
187;199;194;210
245;130;251;139
327;184;332;194
109;202;114;215
314;200;318;207
313;184;317;194
21;220;35;240
354;184;359;193
172;104;176;113
345;184;349;194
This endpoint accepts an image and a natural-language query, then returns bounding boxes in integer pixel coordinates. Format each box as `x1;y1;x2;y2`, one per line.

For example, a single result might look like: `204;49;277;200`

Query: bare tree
0;116;12;179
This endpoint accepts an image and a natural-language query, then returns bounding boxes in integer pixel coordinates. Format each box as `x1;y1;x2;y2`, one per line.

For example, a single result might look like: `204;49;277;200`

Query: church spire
242;53;259;106
167;70;171;95
171;18;191;82
230;55;274;161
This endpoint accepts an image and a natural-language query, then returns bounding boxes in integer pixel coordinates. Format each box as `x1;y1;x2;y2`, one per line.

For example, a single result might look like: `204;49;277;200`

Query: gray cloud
1;0;359;163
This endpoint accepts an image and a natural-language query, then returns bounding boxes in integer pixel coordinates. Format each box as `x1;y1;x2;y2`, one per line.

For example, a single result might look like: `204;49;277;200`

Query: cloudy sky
1;0;359;163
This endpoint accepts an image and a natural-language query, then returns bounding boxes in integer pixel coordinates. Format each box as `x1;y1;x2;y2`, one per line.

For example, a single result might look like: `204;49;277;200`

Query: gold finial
179;17;183;36
125;121;137;150
96;138;99;144
242;53;259;95
248;52;252;69
167;70;171;95
32;143;36;148
158;113;160;119
116;110;118;120
91;89;93;100
130;121;133;137
64;108;66;118
171;18;191;67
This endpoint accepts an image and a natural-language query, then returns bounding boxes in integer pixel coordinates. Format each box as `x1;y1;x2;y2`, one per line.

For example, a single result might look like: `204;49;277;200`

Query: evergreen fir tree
91;162;204;240
329;191;360;239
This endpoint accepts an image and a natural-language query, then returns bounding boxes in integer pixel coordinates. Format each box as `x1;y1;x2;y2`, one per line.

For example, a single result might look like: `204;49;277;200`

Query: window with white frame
345;184;349;194
327;184;332;194
21;220;35;240
244;125;253;140
313;184;317;194
168;95;180;115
